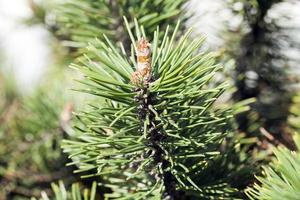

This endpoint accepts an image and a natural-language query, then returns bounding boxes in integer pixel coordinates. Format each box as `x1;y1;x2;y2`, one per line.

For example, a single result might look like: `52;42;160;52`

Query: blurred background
0;0;50;92
0;0;300;199
1;0;300;91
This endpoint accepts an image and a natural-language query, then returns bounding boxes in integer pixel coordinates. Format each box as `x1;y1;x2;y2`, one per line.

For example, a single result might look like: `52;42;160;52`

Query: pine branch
53;0;188;50
63;20;237;199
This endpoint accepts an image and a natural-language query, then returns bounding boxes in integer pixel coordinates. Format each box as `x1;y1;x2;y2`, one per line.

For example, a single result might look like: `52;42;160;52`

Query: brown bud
131;38;152;86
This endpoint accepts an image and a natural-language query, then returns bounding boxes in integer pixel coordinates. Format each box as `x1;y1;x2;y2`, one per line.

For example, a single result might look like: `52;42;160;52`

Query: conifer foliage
55;0;187;49
36;181;97;200
62;22;235;199
246;136;300;199
0;85;73;198
2;0;300;199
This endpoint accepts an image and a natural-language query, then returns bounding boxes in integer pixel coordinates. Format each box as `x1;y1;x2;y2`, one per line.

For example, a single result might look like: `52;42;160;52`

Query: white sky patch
0;0;51;93
187;0;235;49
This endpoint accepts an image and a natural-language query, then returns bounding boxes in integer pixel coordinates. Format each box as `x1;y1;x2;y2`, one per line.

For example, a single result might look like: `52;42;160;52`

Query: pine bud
131;38;151;86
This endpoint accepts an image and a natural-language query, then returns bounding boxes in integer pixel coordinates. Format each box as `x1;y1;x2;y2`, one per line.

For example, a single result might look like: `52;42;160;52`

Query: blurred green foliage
34;181;98;200
289;92;300;132
27;0;188;56
0;72;75;199
246;135;300;199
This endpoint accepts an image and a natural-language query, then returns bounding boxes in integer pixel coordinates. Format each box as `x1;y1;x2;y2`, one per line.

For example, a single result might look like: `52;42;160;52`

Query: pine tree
5;1;300;199
61;19;238;199
0;1;199;199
